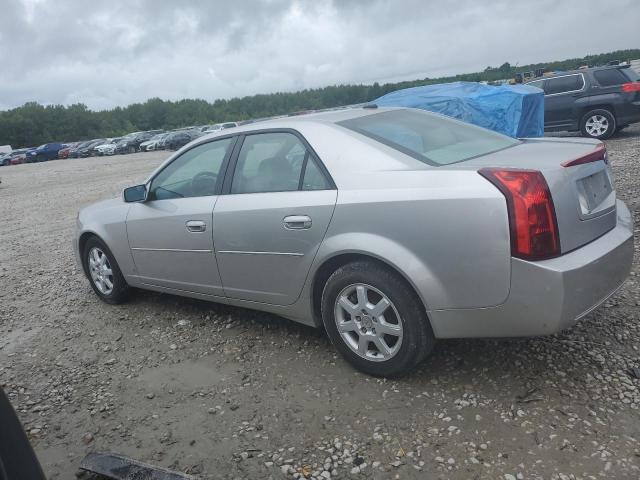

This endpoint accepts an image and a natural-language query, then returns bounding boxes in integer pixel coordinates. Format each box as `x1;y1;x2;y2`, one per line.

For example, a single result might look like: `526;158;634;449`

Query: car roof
219;106;396;133
532;65;632;80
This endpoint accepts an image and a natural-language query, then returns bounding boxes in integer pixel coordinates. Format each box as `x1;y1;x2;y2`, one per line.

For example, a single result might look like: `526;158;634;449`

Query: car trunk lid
462;137;616;255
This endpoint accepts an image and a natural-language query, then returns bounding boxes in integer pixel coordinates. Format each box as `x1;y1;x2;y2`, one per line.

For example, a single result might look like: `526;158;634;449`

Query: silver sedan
74;107;633;376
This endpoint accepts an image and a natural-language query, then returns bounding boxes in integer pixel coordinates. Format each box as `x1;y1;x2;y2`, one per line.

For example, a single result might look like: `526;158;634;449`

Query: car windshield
338;109;520;166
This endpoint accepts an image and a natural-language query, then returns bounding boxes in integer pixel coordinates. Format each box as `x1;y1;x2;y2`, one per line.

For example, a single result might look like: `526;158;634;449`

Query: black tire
321;260;435;377
128;146;136;154
580;109;616;139
82;236;130;304
3;159;10;166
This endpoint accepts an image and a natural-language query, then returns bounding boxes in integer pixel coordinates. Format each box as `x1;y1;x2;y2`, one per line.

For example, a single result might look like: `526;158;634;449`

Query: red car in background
9;149;29;165
57;142;78;159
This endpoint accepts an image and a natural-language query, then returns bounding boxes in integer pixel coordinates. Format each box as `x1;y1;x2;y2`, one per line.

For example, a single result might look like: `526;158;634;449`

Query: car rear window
337;109;520;166
594;68;631;86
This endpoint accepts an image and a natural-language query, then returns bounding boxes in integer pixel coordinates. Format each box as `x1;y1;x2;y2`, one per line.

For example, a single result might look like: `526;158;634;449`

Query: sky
0;0;638;111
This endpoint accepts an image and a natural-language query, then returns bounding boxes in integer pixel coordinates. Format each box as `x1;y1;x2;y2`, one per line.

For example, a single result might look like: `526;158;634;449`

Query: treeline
1;48;638;148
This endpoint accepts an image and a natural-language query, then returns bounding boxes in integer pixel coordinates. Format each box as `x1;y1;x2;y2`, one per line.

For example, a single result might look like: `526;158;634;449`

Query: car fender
76;199;135;277
311;232;447;313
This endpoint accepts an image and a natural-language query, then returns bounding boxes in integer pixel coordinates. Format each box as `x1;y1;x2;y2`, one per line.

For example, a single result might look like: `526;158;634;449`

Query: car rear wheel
321;260;435;377
580;109;616;139
83;237;130;304
128;146;136;154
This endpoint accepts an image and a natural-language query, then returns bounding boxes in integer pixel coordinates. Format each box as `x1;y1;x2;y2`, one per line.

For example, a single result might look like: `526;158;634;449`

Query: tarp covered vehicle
375;81;544;138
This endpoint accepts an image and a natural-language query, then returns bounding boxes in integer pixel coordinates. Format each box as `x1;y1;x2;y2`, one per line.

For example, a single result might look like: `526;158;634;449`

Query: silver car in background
74;107;633;376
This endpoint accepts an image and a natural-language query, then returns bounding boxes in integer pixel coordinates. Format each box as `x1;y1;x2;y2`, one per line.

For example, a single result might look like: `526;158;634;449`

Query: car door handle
283;215;312;230
185;220;207;233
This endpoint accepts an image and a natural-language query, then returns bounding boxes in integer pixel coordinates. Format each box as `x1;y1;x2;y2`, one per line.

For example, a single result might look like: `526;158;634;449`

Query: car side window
593;69;628;86
544;74;583;95
301;155;331;190
231;132;310;194
149;137;233;200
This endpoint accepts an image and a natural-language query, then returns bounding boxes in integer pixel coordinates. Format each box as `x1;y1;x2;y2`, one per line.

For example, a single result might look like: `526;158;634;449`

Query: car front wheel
321;260;435;377
581;109;616;139
83;237;130;304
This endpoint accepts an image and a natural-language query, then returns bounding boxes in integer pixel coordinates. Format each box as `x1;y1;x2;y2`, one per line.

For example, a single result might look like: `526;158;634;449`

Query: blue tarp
374;81;544;138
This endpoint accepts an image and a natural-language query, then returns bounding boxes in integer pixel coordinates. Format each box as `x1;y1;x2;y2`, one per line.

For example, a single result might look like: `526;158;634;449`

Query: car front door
543;74;586;129
125;136;236;296
212;130;337;305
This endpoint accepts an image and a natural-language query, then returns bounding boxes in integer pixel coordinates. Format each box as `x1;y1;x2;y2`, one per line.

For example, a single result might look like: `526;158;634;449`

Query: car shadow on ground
124;286;618;401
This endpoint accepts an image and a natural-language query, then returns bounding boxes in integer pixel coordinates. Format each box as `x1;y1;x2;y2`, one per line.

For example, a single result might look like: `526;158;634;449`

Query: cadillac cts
74;107;633;376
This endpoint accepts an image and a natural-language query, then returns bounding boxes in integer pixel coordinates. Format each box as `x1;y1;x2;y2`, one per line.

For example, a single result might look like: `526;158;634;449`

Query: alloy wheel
585;115;609;137
334;283;403;362
88;247;114;295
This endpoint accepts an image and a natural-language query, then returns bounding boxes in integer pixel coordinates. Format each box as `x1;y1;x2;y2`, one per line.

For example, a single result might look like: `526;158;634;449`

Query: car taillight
561;143;607;167
479;168;560;261
622;82;640;92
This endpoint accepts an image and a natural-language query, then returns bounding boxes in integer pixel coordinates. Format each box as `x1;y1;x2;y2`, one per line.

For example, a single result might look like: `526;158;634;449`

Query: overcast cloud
0;0;638;110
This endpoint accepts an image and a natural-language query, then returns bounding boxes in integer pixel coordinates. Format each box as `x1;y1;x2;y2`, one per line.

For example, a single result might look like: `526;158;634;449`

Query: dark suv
526;65;640;139
27;142;64;162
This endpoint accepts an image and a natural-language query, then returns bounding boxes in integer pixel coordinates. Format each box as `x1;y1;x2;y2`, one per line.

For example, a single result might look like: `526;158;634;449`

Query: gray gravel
0;126;639;480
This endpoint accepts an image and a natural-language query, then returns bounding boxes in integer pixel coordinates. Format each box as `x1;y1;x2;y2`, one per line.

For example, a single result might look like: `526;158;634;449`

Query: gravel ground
1;126;639;480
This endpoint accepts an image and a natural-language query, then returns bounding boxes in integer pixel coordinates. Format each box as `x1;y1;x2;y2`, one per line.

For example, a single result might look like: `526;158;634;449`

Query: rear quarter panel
316;170;511;310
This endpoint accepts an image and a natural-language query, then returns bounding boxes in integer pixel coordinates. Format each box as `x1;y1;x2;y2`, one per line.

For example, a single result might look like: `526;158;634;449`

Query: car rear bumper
430;199;633;338
616;101;640;126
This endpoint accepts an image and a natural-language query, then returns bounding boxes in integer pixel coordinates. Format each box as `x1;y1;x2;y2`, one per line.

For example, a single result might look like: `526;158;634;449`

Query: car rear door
543;73;587;129
212;130;337;305
125;136;236;296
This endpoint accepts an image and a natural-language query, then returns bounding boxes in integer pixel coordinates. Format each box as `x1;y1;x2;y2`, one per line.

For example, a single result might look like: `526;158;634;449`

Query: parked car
114;132;159;154
74;107;633;377
68;140;97;158
77;139;106;157
26;142;64;162
200;124;224;133
58;142;79;159
8;149;29;165
0;152;12;166
94;138;122;156
526;65;640;139
138;133;167;152
163;130;196;150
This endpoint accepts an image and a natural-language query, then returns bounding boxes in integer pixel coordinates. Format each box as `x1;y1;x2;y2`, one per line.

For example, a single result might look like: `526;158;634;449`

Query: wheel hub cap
585;115;609;136
334;283;403;362
88;247;114;295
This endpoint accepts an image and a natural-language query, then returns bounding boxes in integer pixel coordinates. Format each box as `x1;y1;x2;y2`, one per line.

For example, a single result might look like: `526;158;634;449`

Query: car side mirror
123;184;148;203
